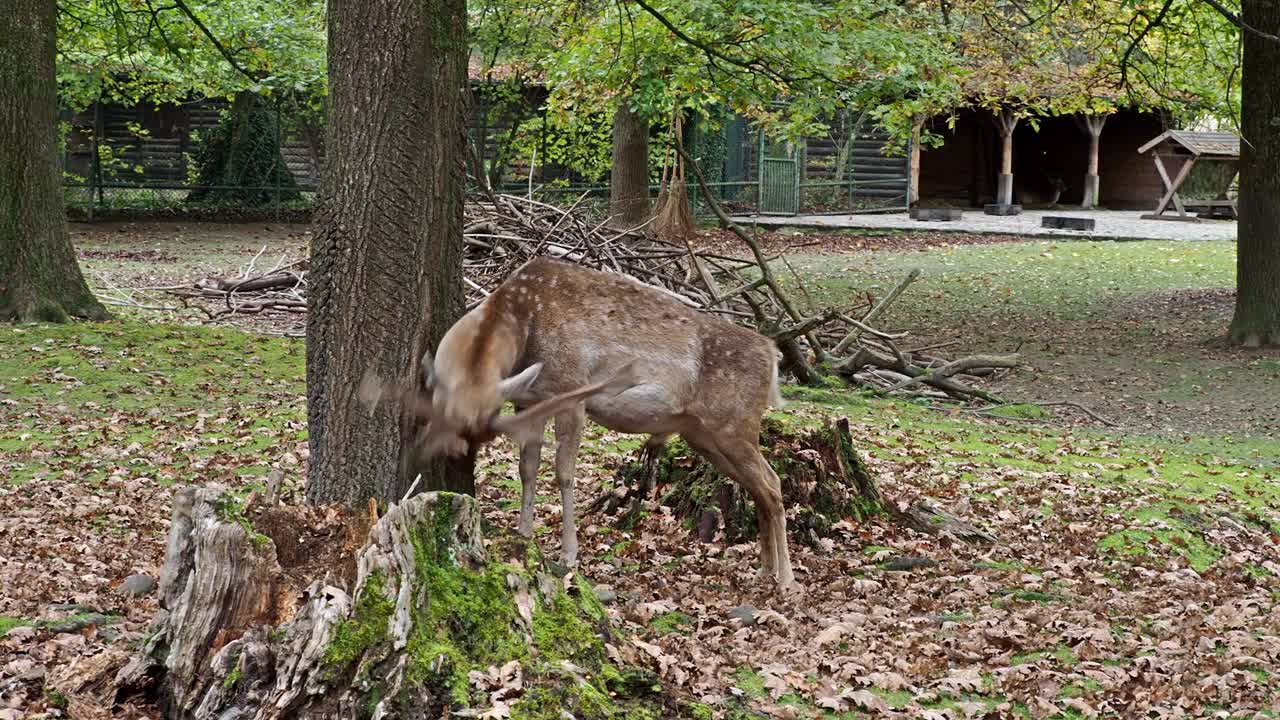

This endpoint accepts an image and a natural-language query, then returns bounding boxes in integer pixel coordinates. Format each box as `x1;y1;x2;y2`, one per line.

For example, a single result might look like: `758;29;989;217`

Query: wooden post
1080;113;1108;209
908;114;924;206
995;109;1018;206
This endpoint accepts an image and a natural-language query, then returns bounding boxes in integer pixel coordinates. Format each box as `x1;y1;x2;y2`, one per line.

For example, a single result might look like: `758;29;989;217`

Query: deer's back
505;259;778;420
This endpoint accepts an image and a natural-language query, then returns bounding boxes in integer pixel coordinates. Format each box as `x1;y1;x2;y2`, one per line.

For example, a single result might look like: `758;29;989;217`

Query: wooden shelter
916;108;1170;210
1137;130;1240;221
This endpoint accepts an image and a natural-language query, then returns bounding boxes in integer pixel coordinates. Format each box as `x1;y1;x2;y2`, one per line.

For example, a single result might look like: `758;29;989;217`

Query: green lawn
772;238;1237;325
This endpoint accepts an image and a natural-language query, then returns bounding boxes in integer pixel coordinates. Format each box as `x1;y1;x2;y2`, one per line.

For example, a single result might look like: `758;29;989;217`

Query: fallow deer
386;257;794;588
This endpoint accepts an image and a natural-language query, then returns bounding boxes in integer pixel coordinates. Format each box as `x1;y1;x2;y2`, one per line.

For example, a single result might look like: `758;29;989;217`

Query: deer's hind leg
681;435;786;584
554;404;587;567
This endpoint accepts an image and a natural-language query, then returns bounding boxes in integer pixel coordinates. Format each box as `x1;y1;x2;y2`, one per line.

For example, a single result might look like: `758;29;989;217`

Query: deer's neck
466;283;534;380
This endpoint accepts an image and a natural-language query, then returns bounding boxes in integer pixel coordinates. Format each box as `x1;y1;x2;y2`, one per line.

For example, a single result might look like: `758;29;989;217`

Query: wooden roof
1137;130;1240;158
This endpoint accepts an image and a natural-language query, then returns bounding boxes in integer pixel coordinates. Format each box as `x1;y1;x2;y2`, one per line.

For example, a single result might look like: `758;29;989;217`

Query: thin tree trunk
609;101;651;229
909;115;924;206
306;0;472;505
0;0;107;323
1081;113;1106;209
1230;0;1280;347
995;111;1018;207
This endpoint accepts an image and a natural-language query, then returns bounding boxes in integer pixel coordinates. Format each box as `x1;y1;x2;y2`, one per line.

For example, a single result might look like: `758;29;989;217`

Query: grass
0;321;305;487
5;313;1274;578
769;384;1279;572
0;225;1265;720
0;616;28;636
770;239;1236;324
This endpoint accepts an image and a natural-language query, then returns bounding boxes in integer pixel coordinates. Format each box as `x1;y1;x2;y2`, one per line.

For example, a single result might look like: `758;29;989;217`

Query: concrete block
1041;216;1096;231
910;208;964;221
983;204;1022;216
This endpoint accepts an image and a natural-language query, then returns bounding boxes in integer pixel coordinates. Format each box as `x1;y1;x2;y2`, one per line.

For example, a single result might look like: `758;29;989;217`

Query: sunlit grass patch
772;239;1236;323
0;321;305;487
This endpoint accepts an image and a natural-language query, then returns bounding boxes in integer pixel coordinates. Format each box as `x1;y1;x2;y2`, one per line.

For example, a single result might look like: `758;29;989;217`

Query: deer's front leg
517;432;544;538
554;405;586;567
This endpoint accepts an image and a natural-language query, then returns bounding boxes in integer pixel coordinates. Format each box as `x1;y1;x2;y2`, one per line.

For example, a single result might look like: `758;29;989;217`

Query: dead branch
835;346;1006;404
832;268;920;356
882;354;1021;394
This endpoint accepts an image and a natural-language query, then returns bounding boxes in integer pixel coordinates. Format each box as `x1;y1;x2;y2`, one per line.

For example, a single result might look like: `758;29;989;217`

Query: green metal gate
758;131;800;215
759;156;799;214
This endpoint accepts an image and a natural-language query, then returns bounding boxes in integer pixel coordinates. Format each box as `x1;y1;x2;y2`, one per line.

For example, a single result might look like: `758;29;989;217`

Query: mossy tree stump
90;487;665;719
656;417;884;546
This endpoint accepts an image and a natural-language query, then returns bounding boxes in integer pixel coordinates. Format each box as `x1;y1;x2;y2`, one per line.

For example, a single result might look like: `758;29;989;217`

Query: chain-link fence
59;96;320;221
61;95;908;220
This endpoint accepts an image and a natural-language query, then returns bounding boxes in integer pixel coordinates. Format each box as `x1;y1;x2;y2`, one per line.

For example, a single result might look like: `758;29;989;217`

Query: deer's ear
497;362;542;401
421;350;437;389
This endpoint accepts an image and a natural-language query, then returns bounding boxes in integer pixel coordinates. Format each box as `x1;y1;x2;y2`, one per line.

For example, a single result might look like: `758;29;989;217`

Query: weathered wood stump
59;486;665;719
644;417;884;546
600;416;998;549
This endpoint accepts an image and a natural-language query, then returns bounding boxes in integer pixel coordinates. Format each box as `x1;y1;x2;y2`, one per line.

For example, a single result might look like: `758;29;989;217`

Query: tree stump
656;417;884;546
64;487;666;719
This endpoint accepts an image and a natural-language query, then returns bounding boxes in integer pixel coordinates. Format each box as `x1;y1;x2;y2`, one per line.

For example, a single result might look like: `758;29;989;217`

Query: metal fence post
274;96;282;222
86;100;103;222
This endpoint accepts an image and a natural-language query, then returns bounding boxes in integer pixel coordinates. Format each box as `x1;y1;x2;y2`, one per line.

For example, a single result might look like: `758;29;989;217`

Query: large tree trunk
609;101;651;229
1229;0;1280;347
63;488;669;719
306;0;473;505
0;0;107;323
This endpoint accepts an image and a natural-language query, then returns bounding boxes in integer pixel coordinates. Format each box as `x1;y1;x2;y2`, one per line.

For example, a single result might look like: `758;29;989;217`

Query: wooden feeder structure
1137;130;1240;222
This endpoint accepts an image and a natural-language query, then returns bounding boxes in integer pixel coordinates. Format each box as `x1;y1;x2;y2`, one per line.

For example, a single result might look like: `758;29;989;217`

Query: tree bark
609;101;651;229
995;110;1018;207
1080;114;1106;209
1229;0;1280;347
306;0;473;505
0;0;107;323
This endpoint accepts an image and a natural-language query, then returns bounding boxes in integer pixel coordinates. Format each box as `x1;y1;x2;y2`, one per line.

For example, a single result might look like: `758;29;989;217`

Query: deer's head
359;354;637;459
421;348;544;440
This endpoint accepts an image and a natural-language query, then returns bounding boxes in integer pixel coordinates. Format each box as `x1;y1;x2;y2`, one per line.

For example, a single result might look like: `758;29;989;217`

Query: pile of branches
168;247;307;318
155;168;1019;404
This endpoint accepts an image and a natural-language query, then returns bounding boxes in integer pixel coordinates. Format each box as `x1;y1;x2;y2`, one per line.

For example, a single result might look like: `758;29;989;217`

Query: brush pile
156;190;1021;404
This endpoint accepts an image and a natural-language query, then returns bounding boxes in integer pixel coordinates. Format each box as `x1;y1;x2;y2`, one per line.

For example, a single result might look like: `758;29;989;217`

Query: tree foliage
56;0;326;116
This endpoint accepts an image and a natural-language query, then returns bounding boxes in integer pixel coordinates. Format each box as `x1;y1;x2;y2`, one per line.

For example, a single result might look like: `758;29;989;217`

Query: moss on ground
317;495;665;719
647;611;694;636
0;616;28;636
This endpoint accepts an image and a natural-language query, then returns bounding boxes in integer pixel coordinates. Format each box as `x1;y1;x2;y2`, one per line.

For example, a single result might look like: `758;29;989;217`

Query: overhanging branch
626;0;801;84
1198;0;1280;43
172;0;260;81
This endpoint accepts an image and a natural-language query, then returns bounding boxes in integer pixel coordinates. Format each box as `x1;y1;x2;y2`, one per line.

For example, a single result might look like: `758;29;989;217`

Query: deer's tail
767;350;785;408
